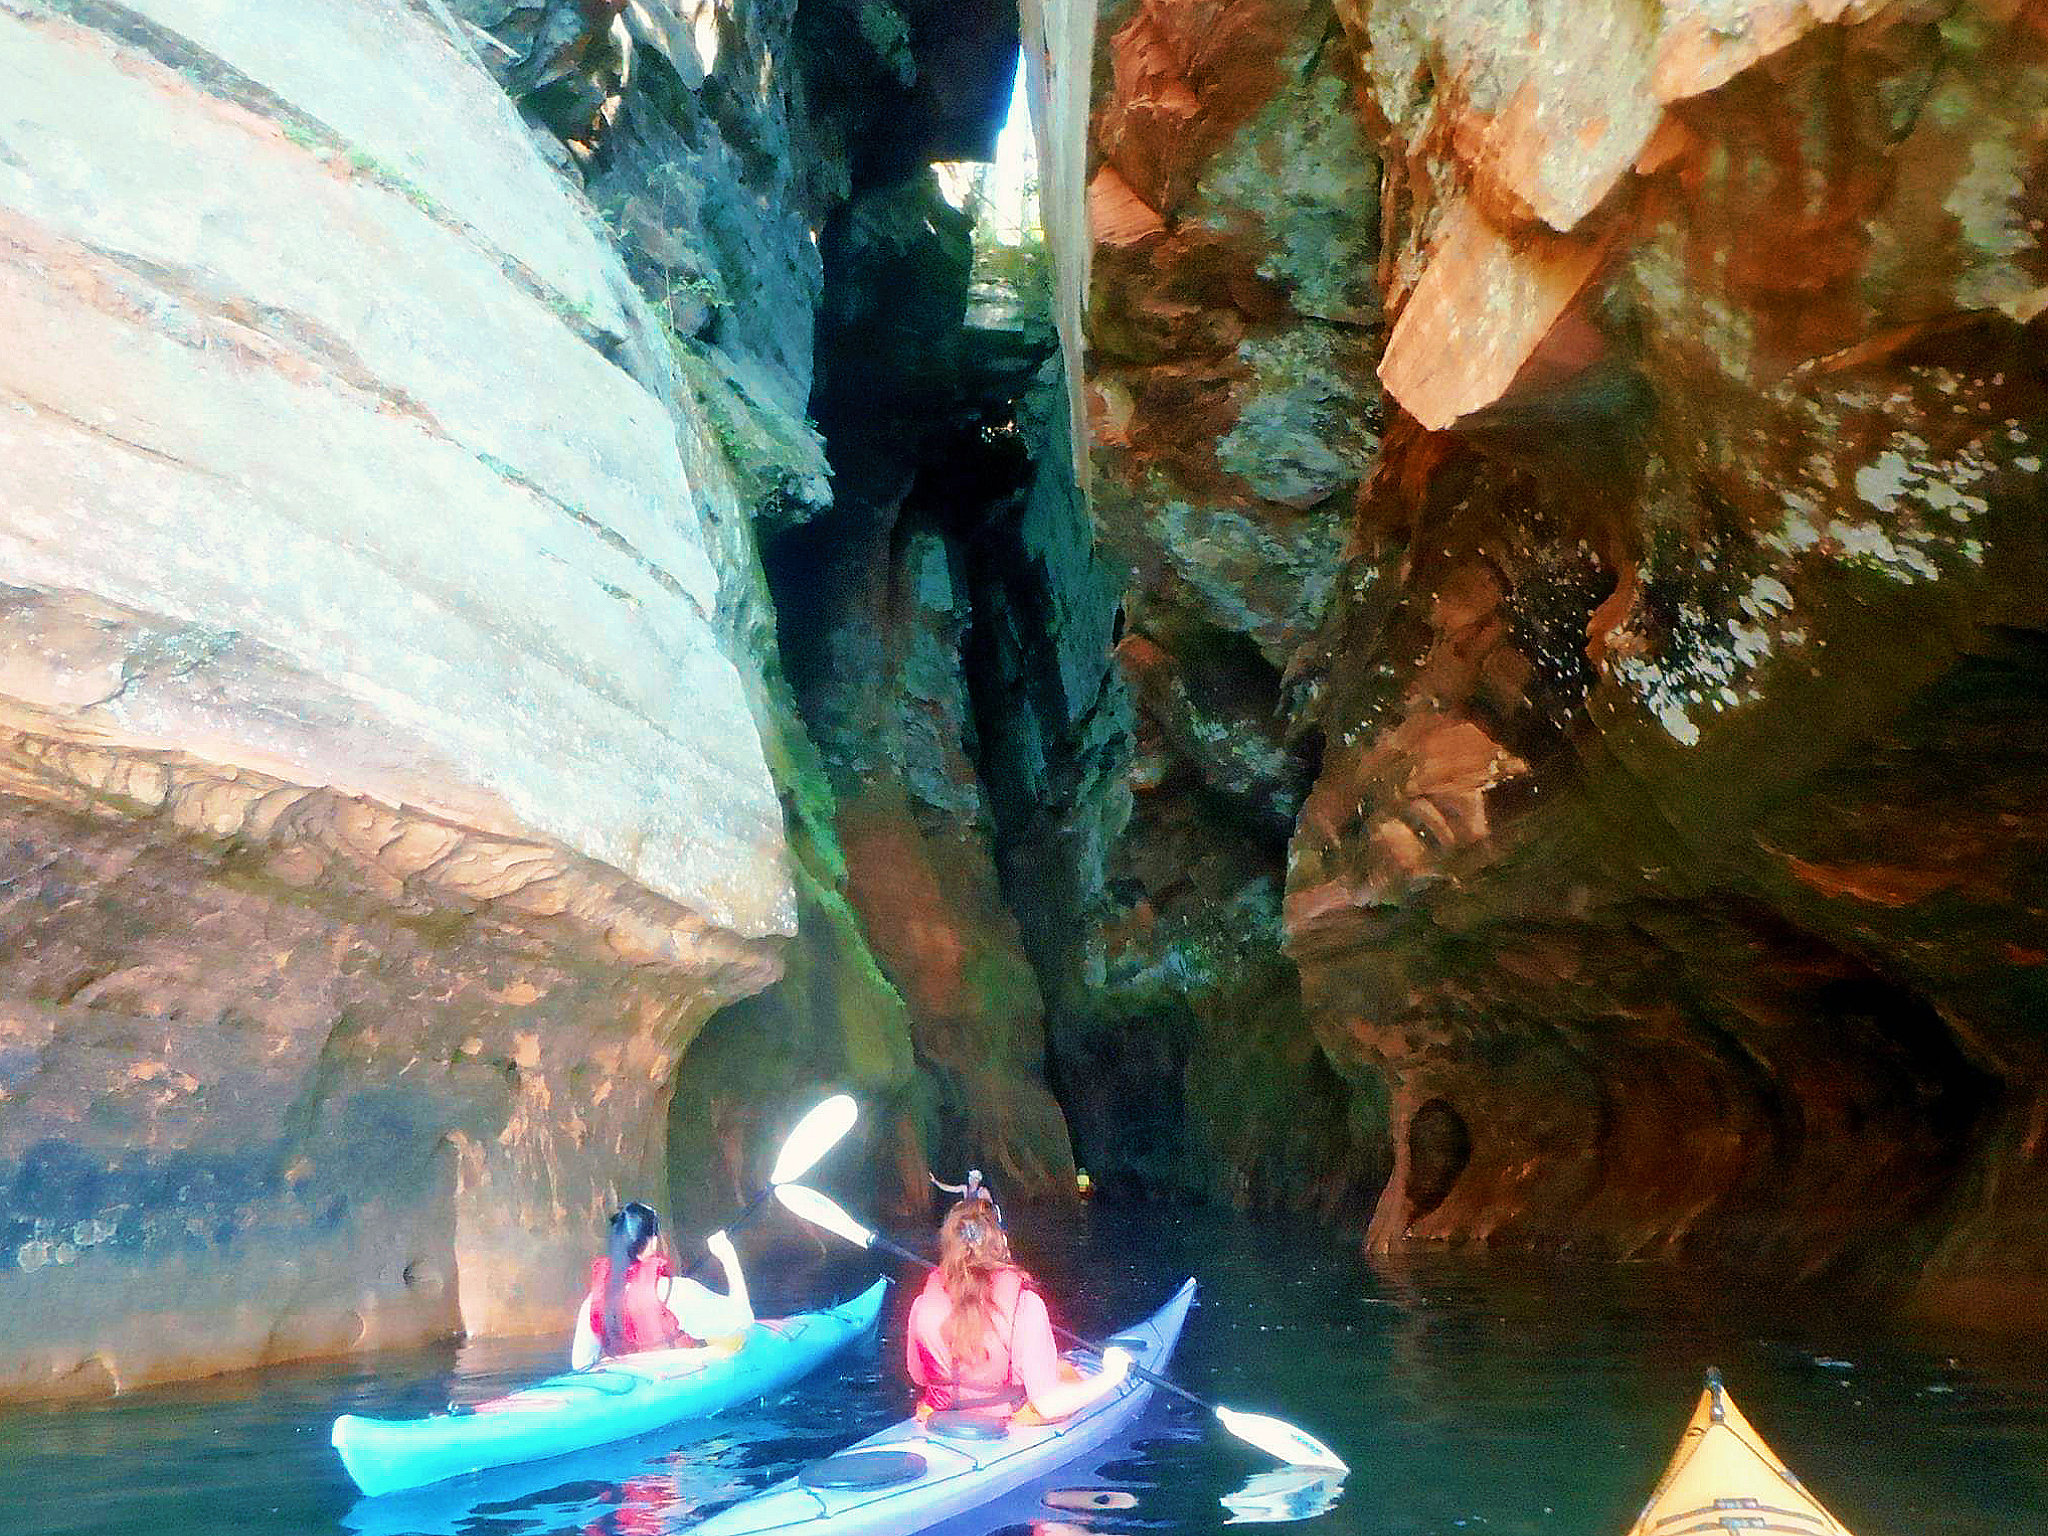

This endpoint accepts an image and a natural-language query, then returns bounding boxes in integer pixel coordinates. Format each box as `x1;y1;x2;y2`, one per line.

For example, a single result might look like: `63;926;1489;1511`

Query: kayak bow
1624;1369;1857;1536
686;1278;1195;1536
333;1279;888;1499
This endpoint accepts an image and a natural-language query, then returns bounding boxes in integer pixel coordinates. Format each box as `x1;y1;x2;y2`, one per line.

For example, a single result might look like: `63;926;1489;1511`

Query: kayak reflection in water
571;1200;755;1368
907;1178;1130;1424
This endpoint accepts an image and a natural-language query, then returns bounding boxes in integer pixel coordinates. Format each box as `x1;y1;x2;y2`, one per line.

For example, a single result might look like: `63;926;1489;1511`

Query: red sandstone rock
1376;198;1611;431
1033;0;2048;1316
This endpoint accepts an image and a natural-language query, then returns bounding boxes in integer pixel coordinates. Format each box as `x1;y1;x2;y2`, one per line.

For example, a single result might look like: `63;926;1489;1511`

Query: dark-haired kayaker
570;1201;753;1367
906;1187;1128;1423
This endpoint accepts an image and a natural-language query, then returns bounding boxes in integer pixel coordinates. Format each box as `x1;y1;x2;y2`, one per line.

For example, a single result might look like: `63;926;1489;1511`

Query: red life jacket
584;1254;696;1354
906;1266;1036;1413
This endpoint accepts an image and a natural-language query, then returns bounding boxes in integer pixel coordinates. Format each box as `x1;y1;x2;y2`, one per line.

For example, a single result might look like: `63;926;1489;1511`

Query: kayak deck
688;1277;1197;1536
1625;1370;1857;1536
333;1279;889;1499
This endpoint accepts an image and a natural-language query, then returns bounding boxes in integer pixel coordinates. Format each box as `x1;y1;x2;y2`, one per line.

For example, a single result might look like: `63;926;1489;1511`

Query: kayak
1624;1369;1857;1536
686;1277;1197;1536
333;1278;889;1499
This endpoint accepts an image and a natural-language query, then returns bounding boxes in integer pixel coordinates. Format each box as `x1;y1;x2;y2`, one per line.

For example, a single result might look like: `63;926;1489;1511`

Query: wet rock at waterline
0;0;805;1398
1027;0;2048;1311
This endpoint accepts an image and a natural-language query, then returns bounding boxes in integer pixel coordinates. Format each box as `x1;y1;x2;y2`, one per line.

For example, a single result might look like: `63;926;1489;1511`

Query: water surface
3;1206;2043;1534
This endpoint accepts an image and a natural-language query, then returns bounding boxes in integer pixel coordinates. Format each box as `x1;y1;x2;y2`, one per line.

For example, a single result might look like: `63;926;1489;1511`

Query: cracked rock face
0;0;794;1397
1030;0;2048;1309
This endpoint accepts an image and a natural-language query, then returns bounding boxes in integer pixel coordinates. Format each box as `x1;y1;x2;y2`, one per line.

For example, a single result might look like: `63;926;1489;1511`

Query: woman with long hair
570;1201;754;1367
905;1187;1129;1423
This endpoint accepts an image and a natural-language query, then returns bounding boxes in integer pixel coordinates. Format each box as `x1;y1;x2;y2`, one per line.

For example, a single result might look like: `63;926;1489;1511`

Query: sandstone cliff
0;0;815;1397
1029;0;2048;1314
0;0;1038;1398
10;0;2046;1404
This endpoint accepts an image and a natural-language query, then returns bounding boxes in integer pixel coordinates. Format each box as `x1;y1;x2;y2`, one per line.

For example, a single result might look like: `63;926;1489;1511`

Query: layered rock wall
0;0;811;1398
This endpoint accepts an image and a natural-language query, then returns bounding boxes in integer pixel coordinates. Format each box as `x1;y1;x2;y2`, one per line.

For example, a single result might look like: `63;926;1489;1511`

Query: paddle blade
775;1183;876;1251
769;1094;859;1185
1214;1407;1349;1472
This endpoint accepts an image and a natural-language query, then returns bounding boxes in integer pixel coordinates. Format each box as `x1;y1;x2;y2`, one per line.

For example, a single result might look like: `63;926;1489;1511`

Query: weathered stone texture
1015;0;1388;1208
1290;1;2048;1297
1036;0;2048;1307
0;0;803;1397
767;173;1082;1198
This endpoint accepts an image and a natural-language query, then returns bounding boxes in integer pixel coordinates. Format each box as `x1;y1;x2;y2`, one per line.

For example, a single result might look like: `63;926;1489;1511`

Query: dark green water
2;1206;2043;1535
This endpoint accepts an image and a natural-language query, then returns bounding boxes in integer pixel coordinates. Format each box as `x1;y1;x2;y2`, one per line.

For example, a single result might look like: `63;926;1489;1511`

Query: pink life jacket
584;1254;696;1354
906;1266;1049;1413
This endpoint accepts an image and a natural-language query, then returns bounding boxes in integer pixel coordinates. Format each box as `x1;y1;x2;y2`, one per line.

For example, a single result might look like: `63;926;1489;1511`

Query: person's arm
571;1297;601;1369
905;1296;932;1387
663;1231;753;1339
1011;1289;1130;1420
704;1230;752;1323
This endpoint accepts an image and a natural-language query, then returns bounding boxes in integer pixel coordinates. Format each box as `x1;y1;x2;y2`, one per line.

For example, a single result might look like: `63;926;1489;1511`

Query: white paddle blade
775;1183;876;1250
1214;1407;1349;1472
769;1094;859;1185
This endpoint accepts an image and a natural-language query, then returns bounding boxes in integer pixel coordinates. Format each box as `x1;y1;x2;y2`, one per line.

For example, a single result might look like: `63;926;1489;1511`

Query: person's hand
1098;1346;1132;1385
706;1229;737;1264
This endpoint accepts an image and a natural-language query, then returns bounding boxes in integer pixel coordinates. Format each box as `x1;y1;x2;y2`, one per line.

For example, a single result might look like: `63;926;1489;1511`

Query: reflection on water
1219;1470;1346;1525
1040;1490;1137;1513
4;1205;2048;1534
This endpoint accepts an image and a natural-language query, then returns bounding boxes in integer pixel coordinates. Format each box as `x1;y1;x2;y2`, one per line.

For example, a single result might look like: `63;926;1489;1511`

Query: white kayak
687;1277;1197;1536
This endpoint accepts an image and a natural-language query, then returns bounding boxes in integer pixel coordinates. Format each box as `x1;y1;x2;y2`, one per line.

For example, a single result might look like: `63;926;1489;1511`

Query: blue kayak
332;1279;889;1498
686;1278;1196;1536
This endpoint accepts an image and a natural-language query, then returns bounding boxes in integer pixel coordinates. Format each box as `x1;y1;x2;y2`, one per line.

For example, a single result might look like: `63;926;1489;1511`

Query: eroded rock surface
1032;0;2048;1309
0;0;806;1398
767;173;1083;1198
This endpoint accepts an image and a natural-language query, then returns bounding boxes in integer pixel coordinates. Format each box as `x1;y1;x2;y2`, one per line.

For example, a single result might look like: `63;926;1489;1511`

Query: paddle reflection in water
1218;1469;1347;1525
1040;1489;1137;1512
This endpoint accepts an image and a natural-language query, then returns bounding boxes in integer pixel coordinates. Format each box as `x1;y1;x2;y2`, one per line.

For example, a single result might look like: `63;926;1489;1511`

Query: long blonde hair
937;1193;1013;1367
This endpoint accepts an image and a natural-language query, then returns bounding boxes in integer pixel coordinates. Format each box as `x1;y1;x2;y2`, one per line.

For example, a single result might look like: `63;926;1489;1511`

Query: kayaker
570;1201;754;1368
905;1184;1129;1423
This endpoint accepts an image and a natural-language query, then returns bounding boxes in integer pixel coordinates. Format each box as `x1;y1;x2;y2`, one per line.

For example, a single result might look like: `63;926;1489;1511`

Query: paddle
676;1095;859;1281
774;1182;1349;1472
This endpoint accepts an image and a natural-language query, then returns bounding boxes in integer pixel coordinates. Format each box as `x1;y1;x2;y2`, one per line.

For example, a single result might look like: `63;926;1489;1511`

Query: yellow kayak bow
1625;1370;1856;1536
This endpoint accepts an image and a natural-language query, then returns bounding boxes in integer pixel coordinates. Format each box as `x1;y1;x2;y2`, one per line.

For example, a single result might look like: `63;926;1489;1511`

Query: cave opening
1404;1097;1472;1224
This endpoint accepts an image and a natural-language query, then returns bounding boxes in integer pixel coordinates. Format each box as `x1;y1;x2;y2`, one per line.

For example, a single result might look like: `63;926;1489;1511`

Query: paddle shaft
676;1185;773;1282
861;1231;1211;1414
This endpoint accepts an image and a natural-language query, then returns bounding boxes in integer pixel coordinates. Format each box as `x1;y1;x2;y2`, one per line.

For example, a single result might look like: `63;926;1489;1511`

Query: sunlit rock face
1036;0;2048;1304
0;0;808;1398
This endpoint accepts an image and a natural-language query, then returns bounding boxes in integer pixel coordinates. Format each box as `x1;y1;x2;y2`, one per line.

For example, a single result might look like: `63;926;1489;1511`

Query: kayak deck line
685;1277;1198;1536
333;1279;889;1500
1625;1370;1856;1536
453;1336;754;1414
